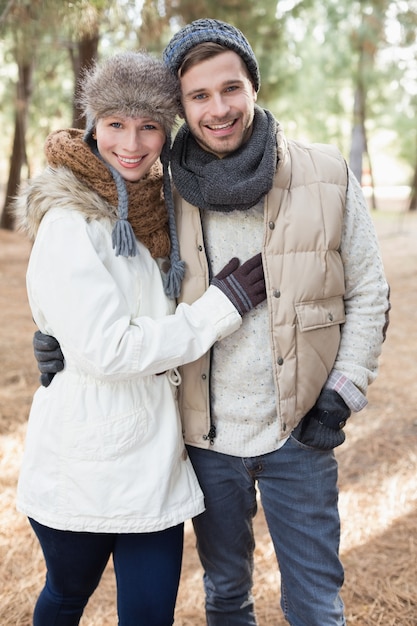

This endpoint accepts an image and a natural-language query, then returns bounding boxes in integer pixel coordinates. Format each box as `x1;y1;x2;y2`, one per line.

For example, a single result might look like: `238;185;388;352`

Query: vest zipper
203;424;216;445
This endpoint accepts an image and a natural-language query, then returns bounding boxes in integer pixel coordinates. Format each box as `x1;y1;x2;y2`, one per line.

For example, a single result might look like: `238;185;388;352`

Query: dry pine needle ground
1;198;416;625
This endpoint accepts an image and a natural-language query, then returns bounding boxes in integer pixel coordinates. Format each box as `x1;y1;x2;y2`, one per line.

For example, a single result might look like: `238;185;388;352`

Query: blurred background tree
1;0;416;228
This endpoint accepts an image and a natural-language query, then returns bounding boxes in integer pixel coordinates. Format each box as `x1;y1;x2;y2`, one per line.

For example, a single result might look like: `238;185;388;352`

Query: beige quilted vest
174;132;348;447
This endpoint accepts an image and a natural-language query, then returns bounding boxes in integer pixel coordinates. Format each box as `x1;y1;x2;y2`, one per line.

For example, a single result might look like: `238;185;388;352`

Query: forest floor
1;192;416;625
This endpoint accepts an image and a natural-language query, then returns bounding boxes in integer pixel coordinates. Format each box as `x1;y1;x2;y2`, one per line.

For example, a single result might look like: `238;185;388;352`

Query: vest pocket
295;296;345;331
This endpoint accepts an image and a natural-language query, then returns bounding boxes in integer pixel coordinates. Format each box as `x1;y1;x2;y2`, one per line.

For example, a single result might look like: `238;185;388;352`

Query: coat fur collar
14;166;117;241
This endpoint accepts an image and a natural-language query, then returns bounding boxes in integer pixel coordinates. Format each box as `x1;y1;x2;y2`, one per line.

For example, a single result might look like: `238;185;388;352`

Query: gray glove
33;330;64;387
292;388;351;450
211;254;266;316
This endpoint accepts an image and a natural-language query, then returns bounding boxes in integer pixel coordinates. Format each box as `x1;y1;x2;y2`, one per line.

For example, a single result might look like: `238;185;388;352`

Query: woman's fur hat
78;51;180;135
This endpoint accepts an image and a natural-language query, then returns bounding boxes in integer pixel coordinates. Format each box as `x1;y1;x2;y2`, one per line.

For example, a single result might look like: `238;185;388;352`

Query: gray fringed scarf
170;106;278;212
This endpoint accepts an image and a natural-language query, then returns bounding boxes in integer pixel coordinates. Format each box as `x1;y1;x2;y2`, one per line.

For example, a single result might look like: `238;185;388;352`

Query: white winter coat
15;166;241;533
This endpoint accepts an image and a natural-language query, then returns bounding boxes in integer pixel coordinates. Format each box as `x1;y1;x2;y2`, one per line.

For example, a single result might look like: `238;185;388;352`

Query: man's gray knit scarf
170;106;278;212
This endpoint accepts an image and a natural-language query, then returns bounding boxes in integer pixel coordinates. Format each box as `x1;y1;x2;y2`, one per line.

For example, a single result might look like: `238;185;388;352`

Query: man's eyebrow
183;79;244;98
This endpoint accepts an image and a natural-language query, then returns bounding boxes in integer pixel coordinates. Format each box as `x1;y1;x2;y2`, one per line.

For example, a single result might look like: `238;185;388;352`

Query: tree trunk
69;31;100;129
349;45;377;210
1;60;33;230
349;114;365;184
408;158;417;211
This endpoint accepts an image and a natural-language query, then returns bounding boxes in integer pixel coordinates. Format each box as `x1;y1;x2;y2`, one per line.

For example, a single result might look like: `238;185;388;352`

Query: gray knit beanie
78;51;185;298
163;18;260;92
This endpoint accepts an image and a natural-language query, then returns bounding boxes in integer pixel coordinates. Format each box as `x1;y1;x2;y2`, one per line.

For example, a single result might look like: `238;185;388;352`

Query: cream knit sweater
202;171;384;457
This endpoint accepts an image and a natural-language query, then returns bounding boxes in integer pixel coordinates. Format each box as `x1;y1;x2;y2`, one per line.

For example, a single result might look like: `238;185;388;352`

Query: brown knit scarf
44;129;171;258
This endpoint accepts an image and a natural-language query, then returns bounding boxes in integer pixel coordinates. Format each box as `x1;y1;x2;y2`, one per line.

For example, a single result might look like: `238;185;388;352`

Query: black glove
211;253;266;316
33;330;65;387
292;388;351;451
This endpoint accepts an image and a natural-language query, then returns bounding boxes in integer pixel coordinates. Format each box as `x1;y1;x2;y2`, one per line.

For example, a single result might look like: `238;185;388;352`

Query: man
35;19;389;626
162;19;389;626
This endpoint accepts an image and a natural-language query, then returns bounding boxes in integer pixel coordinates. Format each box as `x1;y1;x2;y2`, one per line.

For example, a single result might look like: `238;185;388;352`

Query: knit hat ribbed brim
163;18;260;92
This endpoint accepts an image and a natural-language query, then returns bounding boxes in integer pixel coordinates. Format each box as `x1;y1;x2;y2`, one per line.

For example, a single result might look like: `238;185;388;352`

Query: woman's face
95;115;166;182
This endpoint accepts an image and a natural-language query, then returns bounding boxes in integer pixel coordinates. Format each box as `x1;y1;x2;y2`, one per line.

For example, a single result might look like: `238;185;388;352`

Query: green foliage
0;0;142;179
1;0;416;188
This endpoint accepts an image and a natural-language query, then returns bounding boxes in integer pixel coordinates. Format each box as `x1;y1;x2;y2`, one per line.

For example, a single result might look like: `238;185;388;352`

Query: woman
14;51;265;626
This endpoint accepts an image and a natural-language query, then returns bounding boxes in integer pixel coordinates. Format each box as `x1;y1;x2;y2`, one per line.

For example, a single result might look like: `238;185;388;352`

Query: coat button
268;221;275;230
273;289;281;298
277;357;284;365
198;244;203;251
328;313;334;322
201;373;207;380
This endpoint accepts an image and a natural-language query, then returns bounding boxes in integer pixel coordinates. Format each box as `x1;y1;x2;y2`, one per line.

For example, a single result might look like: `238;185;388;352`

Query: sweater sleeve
331;169;390;395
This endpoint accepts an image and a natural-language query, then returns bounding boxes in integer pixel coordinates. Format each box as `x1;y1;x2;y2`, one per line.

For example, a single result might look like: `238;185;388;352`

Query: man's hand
292;389;351;450
33;330;64;387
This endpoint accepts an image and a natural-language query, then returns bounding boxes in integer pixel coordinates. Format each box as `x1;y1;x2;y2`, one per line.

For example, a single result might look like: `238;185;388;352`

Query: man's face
179;50;257;158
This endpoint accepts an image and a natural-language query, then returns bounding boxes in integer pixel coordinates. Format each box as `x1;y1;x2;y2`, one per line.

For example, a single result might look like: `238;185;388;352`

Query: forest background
1;0;417;225
1;1;417;625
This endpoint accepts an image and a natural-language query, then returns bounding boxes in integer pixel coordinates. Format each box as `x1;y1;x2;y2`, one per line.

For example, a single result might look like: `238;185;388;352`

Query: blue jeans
29;519;184;626
187;436;345;626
